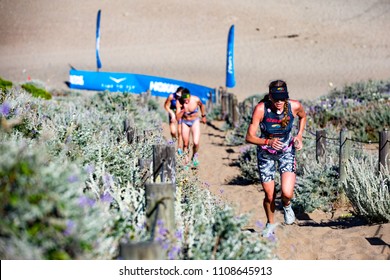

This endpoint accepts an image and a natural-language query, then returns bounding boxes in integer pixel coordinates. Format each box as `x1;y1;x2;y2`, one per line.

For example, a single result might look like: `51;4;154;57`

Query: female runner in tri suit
245;80;307;237
175;88;207;167
164;86;184;153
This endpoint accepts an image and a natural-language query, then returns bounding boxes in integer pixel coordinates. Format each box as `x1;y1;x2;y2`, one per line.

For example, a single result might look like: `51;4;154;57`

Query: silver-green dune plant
0;86;165;259
303;79;390;141
173;160;276;260
343;156;390;223
0;133;112;259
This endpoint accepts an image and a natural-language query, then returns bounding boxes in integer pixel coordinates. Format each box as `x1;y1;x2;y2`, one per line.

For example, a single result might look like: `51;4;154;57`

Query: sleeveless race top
170;93;180;111
259;100;295;153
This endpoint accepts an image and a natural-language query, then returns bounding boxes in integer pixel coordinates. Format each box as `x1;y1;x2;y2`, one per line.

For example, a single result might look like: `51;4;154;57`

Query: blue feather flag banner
96;10;102;70
68;69;216;104
225;25;236;88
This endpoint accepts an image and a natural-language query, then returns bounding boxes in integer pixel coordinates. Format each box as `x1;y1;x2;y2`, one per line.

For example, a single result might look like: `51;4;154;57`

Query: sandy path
194;121;390;260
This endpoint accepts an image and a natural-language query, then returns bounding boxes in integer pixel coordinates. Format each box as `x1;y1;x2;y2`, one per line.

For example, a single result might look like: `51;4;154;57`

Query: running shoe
283;204;296;225
192;153;199;167
261;223;278;238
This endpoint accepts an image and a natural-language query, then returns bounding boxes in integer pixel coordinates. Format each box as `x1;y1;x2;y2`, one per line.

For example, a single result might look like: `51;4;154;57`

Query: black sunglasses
270;95;288;102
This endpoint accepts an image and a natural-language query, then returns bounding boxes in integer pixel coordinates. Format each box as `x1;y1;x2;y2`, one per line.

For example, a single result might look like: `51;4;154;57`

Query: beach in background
1;0;389;101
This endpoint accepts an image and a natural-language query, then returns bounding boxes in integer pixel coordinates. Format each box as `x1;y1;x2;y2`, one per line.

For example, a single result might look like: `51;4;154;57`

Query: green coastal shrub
0;77;13;93
21;83;52;100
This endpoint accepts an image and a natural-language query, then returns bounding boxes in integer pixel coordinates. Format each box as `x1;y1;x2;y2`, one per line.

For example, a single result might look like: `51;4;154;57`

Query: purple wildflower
174;230;183;240
255;220;264;229
101;192;113;203
137;223;146;230
161;240;170;250
158;225;168;236
0;102;11;117
67;174;79;183
168;245;181;260
78;196;95;207
267;233;277;243
103;173;114;188
63;220;75;236
157;219;164;227
239;145;250;153
65;135;72;144
85;164;95;174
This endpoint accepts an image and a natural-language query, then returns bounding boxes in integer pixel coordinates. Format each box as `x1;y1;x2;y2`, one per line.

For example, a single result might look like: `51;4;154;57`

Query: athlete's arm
292;100;307;150
198;98;206;123
245;102;267;146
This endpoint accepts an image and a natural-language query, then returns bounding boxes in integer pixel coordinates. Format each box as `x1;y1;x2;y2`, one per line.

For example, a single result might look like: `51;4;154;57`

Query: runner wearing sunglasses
245;79;307;238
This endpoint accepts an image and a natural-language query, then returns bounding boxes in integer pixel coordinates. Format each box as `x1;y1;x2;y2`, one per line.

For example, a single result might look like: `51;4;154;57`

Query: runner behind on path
164;86;184;154
175;88;207;167
245;79;307;238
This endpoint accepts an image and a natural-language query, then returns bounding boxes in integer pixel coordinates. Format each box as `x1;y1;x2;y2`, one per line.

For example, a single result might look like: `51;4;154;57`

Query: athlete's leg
279;151;297;207
190;119;201;158
177;120;183;150
280;172;295;206
257;149;277;224
168;114;177;139
181;122;191;164
262;180;277;224
279;151;297;224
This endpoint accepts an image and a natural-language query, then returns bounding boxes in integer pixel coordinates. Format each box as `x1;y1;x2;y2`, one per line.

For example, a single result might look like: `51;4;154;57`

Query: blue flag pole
226;25;236;88
96;10;102;71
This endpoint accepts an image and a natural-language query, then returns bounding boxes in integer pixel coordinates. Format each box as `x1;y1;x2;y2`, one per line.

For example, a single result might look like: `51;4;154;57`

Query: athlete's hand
294;136;303;151
270;138;283;150
201;116;206;124
170;113;176;123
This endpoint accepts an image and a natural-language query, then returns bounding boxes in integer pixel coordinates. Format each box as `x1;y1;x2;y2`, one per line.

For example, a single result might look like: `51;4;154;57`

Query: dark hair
178;88;191;103
269;80;290;128
176;86;184;93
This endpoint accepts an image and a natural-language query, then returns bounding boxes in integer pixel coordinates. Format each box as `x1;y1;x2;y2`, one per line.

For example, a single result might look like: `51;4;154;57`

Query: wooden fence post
216;87;221;106
145;182;176;238
221;90;229;121
379;129;390;173
121;181;176;260
139;158;153;185
126;128;135;144
316;130;326;163
339;128;351;183
119;241;165;260
228;93;233;124
206;93;213;114
153;144;176;183
230;93;238;127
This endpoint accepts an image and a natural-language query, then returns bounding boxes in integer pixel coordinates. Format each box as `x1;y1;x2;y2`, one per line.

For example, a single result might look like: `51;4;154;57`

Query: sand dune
1;0;389;102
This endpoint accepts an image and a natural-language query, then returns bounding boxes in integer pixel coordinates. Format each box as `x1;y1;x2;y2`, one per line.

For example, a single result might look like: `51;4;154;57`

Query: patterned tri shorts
256;146;296;183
